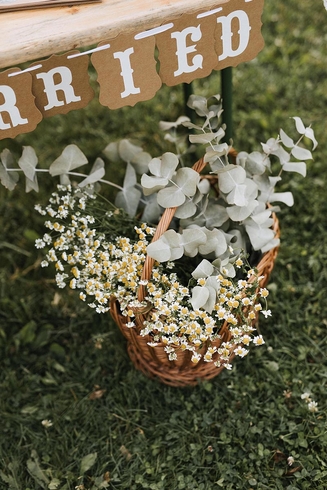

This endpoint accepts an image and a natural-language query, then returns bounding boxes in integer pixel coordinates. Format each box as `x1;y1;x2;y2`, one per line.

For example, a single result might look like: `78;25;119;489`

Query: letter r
0;85;28;129
36;66;81;111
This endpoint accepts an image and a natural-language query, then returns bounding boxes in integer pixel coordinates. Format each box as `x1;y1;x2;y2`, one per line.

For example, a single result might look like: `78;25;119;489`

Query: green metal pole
221;67;233;143
183;82;195;123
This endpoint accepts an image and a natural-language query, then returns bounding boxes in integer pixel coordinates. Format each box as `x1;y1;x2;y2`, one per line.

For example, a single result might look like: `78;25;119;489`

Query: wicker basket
110;155;280;387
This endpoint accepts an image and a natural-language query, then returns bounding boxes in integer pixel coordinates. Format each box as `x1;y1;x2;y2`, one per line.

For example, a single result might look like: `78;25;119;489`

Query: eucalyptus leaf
123;162;137;189
161;229;183;249
192;259;214;279
181;228;207;257
212;257;236;277
1;148;17;172
244;151;267;175
282;161;306;177
141;174;170;196
226;200;258;222
25;174;39;193
49;145;88;176
261;237;280;253
174;199;197;219
190;285;210;310
147;230;183;262
279;129;294;148
201;285;217;313
157;185;186;208
250;208;272;226
203;203;229;228
291;145;312;161
0;149;19;191
0;162;18;191
292;116;306;134
189;132;219;144
173;167;200;197
198;228;227;257
227;229;247;254
159;116;190;131
118;139;143;162
197;178;211;194
147;239;172;262
187;94;209;116
269;191;294;206
261;137;288;164
292;117;318;149
18;146;38;181
261;137;280;155
131;151;152;174
60;174;71;186
141;193;162;223
115;186;141;217
226;184;248;207
103;141;120;162
204;143;229;164
245;222;276;251
182;121;203;131
217;164;246;194
78;158;105;187
157;167;199;208
148;152;178;178
205;275;220;292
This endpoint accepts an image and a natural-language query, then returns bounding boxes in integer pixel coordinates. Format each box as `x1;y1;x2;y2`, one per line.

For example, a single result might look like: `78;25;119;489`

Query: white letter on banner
36;66;81;111
172;25;203;76
217;10;251;61
113;47;141;98
0;85;28;129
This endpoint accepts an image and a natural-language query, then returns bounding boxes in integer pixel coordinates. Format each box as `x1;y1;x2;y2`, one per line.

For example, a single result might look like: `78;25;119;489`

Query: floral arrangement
35;184;267;367
1;94;317;374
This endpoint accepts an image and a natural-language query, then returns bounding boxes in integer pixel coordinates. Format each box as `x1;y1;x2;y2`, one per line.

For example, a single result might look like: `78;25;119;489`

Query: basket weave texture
110;154;280;387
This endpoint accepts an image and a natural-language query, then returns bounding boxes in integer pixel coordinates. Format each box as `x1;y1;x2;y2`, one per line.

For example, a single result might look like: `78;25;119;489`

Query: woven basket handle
138;156;207;302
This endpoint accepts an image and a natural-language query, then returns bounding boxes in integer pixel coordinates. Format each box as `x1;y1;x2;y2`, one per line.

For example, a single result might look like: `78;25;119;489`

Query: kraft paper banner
156;11;218;86
29;51;94;118
214;0;265;70
92;34;162;110
0;0;265;140
0;68;42;139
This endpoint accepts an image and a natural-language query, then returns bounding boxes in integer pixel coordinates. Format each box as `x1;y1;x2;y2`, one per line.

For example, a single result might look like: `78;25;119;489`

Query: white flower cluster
301;392;318;413
35;186;269;368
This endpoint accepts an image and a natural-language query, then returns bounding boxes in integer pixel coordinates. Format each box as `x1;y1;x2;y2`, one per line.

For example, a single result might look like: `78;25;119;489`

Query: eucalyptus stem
6;168;123;191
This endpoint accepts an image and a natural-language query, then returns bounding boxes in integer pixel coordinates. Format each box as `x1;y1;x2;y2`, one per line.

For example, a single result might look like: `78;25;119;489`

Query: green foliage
1;0;327;488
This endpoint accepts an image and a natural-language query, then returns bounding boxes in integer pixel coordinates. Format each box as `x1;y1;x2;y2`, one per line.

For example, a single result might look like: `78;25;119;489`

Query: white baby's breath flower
301;392;311;402
41;419;53;428
35;204;46;215
252;335;265;346
234;346;248;357
261;309;272;318
35;239;45;249
43;233;52;244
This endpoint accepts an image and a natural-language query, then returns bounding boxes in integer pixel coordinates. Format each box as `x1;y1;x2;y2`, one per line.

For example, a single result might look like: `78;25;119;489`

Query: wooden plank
0;0;229;69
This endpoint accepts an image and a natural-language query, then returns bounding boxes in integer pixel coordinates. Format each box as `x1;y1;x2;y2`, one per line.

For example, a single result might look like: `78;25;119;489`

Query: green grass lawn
1;0;327;488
